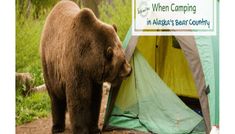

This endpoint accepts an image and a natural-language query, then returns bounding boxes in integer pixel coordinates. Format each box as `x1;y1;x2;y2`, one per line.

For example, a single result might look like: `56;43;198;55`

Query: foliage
16;3;50;125
16;90;51;125
99;0;131;42
16;16;46;86
16;0;58;19
16;0;82;19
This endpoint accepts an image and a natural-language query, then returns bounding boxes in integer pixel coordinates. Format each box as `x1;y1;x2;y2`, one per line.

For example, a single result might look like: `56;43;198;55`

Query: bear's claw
52;125;65;134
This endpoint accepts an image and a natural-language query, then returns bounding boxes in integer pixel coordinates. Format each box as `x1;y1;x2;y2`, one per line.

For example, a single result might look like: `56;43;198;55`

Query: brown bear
40;1;131;134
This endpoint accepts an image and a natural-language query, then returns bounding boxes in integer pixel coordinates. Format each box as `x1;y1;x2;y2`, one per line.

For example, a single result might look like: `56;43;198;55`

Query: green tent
103;26;219;134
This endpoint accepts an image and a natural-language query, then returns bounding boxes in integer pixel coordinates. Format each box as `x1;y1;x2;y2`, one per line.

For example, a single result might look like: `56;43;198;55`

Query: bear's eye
106;47;113;60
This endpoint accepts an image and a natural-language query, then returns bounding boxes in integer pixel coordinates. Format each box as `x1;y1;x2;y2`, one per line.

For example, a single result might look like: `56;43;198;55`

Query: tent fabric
175;36;211;132
155;36;198;98
211;35;219;126
194;36;215;126
212;2;219;125
195;2;220;126
108;50;202;134
105;25;219;133
195;35;219;126
136;36;198;98
123;27;139;61
123;28;199;99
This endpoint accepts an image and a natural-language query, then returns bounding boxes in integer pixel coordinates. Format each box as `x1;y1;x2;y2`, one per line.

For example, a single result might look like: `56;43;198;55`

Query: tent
103;26;219;134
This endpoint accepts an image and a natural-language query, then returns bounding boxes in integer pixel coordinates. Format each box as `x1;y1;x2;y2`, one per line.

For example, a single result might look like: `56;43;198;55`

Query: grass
16;15;51;125
16;16;45;86
16;90;51;125
99;0;131;41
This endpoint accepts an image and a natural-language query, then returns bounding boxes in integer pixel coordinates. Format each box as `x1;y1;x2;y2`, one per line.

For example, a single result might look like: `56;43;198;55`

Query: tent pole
175;35;211;134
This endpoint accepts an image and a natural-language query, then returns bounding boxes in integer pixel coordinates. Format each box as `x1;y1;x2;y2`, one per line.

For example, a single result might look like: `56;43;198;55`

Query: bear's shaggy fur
40;1;131;134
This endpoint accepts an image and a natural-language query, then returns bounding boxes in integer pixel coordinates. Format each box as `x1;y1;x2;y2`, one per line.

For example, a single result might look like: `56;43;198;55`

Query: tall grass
16;16;45;86
99;0;131;41
16;14;51;125
16;90;51;125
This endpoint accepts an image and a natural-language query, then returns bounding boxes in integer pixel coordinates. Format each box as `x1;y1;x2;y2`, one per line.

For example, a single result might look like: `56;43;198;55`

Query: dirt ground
16;83;146;134
16;114;145;134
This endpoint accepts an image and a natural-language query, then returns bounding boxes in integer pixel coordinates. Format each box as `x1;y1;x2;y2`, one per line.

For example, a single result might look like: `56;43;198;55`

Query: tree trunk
16;72;33;96
26;0;31;18
82;0;100;18
18;0;25;16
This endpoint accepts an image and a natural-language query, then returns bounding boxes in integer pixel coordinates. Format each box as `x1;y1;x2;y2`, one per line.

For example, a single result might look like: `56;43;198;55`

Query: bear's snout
119;60;132;79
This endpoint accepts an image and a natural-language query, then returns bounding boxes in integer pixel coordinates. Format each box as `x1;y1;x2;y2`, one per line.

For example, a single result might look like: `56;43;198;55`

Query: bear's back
40;1;80;56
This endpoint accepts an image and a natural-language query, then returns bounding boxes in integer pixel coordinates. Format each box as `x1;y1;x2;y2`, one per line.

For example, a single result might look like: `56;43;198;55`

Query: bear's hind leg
50;95;66;134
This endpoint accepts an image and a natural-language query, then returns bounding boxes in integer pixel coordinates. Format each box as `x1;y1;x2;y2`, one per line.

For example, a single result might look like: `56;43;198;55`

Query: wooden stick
31;84;46;92
98;82;111;130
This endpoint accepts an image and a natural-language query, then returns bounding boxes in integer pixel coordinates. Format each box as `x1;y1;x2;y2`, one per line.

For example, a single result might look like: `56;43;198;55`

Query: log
31;84;46;92
16;72;47;95
16;72;34;96
98;82;111;130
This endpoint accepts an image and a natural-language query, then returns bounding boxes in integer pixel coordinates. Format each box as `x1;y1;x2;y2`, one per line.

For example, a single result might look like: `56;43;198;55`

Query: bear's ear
77;8;96;26
105;47;113;60
112;24;117;32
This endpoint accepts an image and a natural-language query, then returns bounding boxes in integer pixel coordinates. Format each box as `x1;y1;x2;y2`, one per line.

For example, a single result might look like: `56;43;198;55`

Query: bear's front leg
66;79;92;134
91;82;102;133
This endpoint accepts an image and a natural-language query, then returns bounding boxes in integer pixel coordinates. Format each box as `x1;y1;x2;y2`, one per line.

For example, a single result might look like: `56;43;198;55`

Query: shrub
99;0;131;41
16;91;51;125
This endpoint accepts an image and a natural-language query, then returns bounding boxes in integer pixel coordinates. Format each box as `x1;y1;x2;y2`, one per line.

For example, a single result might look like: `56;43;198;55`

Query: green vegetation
16;90;51;125
16;17;45;86
16;0;131;125
99;0;131;41
16;15;51;125
16;0;51;125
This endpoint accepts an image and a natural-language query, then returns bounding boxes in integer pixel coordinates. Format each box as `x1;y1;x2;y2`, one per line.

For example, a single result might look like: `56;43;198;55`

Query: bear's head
101;25;132;85
75;8;132;85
